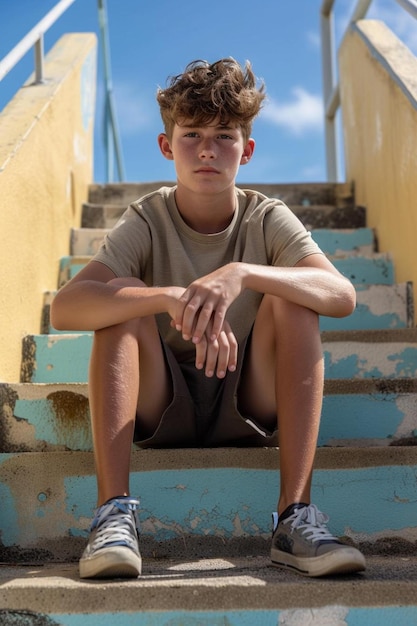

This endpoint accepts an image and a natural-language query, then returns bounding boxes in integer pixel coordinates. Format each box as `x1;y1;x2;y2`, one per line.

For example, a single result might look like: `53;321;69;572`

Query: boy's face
158;119;255;196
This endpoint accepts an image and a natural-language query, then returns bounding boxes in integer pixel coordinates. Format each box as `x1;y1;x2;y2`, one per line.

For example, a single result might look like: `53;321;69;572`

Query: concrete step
81;200;367;231
321;282;413;331
0;556;417;624
21;326;417;385
87;181;355;207
2;380;417;451
0;447;416;561
57;253;395;288
311;227;376;256
70;226;377;257
37;281;415;362
322;328;417;379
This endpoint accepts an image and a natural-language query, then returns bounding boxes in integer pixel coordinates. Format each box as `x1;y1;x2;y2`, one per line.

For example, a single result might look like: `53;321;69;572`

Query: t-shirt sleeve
92;205;152;278
264;203;323;267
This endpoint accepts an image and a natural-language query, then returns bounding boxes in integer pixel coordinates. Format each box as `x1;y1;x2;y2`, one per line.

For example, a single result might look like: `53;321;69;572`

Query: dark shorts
133;333;278;448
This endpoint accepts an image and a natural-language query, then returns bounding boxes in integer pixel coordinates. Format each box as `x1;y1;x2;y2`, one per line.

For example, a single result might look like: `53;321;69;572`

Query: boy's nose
199;140;216;158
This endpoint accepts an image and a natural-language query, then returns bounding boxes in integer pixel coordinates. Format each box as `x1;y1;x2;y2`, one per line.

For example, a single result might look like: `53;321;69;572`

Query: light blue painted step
21;327;417;384
47;281;413;336
3;381;417;451
322;329;417;379
320;282;413;330
321;379;417;446
332;254;394;285
311;227;375;256
58;253;394;287
32;285;414;383
0;447;416;559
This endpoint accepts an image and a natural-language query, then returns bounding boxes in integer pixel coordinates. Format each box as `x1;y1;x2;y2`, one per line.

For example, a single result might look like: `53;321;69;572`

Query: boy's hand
194;319;238;378
174;263;245;343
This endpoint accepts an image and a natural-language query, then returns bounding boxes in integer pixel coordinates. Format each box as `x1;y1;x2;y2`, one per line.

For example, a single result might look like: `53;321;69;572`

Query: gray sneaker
271;503;366;577
79;496;142;579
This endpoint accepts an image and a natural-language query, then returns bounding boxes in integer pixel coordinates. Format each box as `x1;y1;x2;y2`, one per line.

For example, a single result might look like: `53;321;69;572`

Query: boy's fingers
205;337;220;378
209;307;228;341
226;327;238;372
215;331;230;378
195;337;207;371
191;303;217;343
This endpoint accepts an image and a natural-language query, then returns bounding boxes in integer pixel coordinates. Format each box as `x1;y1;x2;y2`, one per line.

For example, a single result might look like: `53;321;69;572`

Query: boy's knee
258;296;319;337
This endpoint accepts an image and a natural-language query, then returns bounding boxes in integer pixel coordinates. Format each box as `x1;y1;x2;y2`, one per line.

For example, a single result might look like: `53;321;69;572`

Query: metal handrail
396;0;417;19
321;0;417;181
0;0;77;84
98;0;125;182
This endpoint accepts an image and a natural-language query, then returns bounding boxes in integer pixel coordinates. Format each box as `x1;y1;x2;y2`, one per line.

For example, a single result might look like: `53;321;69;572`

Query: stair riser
2;382;416;452
58;255;395;287
311;227;375;256
0;450;416;558
70;226;376;257
0;607;410;625
323;342;417;379
321;283;413;331
22;316;417;384
87;182;354;206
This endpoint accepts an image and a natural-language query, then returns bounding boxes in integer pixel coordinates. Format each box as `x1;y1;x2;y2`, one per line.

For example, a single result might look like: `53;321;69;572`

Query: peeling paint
279;605;349;625
0;609;59;625
323;342;417;379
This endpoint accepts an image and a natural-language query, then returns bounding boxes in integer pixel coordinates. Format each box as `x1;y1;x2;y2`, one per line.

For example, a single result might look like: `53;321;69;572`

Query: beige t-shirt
93;185;322;361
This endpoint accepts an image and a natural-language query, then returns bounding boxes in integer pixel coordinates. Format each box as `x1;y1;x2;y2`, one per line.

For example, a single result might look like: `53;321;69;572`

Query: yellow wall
339;20;417;322
0;33;96;382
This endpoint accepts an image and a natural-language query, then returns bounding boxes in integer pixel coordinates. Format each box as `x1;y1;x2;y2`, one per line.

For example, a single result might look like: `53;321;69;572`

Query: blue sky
1;0;416;185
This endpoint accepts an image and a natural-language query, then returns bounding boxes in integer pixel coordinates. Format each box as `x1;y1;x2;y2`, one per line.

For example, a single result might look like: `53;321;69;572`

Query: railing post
98;0;125;182
321;4;339;182
34;36;45;84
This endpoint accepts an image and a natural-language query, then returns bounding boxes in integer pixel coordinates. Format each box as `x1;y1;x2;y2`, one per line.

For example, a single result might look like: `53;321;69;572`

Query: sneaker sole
271;546;366;577
79;546;142;579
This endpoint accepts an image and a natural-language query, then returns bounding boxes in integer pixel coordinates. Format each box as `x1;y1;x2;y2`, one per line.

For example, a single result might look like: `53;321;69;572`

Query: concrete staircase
1;181;417;624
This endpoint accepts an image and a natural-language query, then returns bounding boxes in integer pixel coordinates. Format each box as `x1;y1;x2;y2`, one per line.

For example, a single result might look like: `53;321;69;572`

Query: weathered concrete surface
340;20;417;326
0;448;416;561
3;381;417;451
0;556;416;619
0;33;96;382
87;181;355;208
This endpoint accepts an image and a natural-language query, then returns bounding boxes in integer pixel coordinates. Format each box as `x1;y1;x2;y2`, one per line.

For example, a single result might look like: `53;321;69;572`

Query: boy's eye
185;132;199;137
218;133;233;140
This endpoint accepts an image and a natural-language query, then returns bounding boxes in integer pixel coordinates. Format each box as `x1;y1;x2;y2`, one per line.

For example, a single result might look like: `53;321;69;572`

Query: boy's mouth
195;167;219;174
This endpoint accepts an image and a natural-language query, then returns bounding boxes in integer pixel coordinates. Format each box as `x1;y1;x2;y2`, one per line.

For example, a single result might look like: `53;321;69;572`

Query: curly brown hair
156;58;266;142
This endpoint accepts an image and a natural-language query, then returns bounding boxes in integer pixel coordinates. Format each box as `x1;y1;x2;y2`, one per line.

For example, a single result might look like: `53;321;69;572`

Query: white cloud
261;88;323;136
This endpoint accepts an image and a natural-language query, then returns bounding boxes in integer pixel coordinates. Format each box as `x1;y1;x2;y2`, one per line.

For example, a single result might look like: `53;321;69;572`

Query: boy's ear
240;138;255;165
158;133;174;160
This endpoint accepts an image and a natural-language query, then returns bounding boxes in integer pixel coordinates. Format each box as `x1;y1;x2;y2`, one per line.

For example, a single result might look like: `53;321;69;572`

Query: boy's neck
174;185;237;234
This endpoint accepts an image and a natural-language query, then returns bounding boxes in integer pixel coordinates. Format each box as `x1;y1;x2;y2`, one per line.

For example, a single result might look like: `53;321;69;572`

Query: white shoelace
282;504;336;543
91;497;140;552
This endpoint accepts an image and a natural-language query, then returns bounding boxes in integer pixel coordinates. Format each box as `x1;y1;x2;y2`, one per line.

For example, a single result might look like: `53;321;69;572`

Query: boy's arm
51;260;238;378
50;260;183;331
174;254;356;343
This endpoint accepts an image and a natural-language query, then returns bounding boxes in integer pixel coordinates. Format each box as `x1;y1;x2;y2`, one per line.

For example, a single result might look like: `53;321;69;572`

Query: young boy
51;58;366;579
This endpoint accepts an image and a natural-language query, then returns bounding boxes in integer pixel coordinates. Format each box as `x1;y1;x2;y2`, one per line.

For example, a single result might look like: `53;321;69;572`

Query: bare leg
88;280;172;506
239;295;324;515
